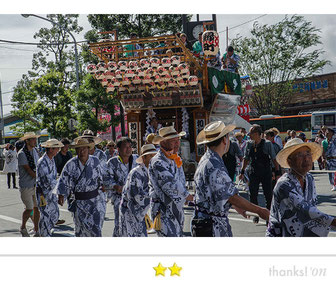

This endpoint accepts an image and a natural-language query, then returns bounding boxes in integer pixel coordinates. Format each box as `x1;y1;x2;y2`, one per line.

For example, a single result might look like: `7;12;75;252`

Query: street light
22;14;80;90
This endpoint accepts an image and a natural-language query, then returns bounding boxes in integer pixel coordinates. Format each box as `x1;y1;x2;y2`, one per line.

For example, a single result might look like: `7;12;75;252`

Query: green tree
87;14;189;39
232;15;330;115
30;14;83;88
30;70;75;138
75;74;120;135
10;74;40;135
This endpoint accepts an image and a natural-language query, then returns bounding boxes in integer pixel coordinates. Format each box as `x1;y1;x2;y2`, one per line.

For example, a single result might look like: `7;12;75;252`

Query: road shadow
317;194;336;206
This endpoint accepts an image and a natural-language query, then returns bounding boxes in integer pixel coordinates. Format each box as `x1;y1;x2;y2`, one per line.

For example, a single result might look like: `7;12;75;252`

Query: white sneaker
331;186;336;192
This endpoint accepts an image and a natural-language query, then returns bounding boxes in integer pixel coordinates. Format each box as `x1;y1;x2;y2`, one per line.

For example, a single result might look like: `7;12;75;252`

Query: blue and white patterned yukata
119;163;151;237
194;148;239;237
36;153;59;237
266;172;334;237
325;137;336;186
104;154;138;236
148;150;189;237
56;156;106;237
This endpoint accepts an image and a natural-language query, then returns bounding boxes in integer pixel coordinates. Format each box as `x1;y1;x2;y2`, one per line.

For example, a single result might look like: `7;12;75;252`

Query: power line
0;39;88;46
0;45;38;52
218;14;267;34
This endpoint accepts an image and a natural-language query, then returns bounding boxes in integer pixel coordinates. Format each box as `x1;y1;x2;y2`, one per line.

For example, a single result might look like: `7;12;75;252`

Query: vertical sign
193;109;209;161
127;112;141;154
196;118;205;158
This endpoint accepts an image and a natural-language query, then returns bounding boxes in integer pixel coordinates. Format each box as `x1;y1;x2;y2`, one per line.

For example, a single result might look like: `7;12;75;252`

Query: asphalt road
0;171;335;237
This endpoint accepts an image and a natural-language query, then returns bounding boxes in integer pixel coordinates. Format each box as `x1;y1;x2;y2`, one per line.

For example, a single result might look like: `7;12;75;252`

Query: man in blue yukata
56;138;106;237
104;137;138;236
119;144;157;237
193;121;270;237
267;138;336;237
36;139;64;237
149;126;194;237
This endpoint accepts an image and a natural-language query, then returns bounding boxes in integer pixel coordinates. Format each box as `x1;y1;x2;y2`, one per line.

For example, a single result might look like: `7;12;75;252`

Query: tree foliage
75;74;120;135
30;70;75;139
232;15;330;115
11;14;83;138
30;14;83;87
10;74;40;135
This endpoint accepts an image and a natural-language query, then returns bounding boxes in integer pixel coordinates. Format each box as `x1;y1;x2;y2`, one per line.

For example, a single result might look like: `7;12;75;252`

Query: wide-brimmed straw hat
107;140;116;147
20;132;41;141
70;138;95;150
196;121;236;145
76;129;103;145
41;139;64;148
152;126;186;145
136;144;157;163
276;138;322;168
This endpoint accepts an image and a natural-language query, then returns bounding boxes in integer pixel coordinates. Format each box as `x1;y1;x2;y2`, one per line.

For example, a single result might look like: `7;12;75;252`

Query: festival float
87;27;250;167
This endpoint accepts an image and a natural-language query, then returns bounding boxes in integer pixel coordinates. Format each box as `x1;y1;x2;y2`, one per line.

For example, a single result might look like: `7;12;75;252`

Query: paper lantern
157;66;168;75
97;62;107;73
118;61;128;70
143;75;152;84
167;79;176;88
162;74;171;82
177;78;187;87
122;77;131;86
115;70;123;79
87;64;97;74
161;57;171;68
101;78;108;87
125;69;135;78
129;60;138;69
136;67;145;78
171;55;180;66
132;76;141;85
140;59;150;68
97;73;105;81
150;57;161;68
107;61;117;71
146;67;155;77
119;86;127;92
202;30;219;56
169;66;180;76
188;76;198;86
112;77;121;87
107;83;115;94
178;63;189;74
181;71;190;79
148;81;156;90
104;71;114;81
154;74;162;83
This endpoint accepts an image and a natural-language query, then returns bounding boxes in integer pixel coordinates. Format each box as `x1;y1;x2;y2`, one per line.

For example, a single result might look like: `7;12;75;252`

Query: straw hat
107;140;116;147
276;138;322;168
136;144;157;163
196;121;236;145
20;132;41;141
152;126;186;145
75;129;103;145
41;139;64;148
146;133;156;144
70;138;95;150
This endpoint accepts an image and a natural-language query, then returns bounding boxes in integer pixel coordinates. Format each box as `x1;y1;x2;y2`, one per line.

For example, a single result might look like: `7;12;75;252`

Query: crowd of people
1;119;335;237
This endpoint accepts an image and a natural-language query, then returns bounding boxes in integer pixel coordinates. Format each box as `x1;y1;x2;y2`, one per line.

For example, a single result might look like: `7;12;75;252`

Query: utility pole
0;73;4;145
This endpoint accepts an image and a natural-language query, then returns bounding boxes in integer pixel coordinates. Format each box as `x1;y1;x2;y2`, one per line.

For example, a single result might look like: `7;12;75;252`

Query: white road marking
0;214;33;227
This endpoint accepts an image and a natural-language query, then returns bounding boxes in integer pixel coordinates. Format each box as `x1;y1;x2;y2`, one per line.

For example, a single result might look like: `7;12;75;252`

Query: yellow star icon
153;263;167;276
169;263;182;276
